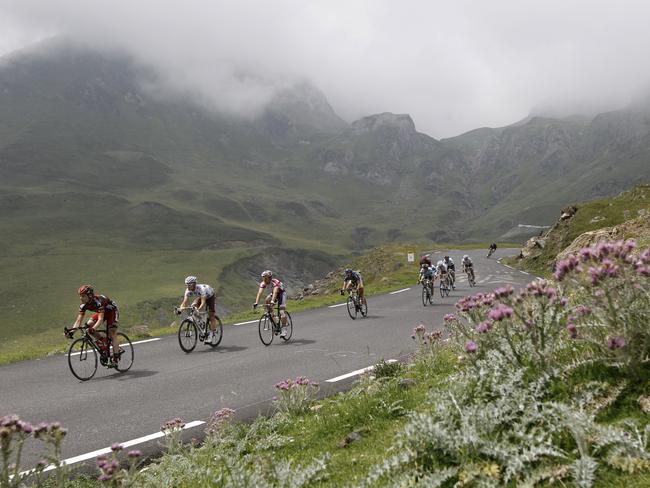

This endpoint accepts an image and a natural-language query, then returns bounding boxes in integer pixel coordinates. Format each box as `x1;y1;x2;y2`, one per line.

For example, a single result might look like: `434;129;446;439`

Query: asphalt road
0;248;536;472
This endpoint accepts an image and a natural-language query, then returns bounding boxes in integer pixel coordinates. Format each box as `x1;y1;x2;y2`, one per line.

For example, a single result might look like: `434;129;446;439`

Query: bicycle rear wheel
421;286;428;306
428;284;434;304
115;332;134;373
281;312;293;341
207;316;224;348
347;296;357;320
178;319;198;353
68;337;98;381
259;314;274;345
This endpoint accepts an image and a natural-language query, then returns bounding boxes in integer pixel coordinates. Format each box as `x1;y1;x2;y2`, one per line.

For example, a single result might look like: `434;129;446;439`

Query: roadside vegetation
3;239;649;487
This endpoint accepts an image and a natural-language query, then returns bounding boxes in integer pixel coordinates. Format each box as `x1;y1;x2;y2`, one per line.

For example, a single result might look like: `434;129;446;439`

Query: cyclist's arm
254;287;264;305
271;287;279;303
196;295;207;311
72;311;85;328
179;294;189;309
357;279;364;288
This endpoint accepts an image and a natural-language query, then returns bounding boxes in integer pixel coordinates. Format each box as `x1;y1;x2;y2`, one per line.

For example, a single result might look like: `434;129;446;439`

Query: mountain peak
351;112;416;134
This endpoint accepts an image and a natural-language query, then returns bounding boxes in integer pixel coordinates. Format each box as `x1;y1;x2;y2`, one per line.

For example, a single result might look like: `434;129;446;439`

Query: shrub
273;377;319;417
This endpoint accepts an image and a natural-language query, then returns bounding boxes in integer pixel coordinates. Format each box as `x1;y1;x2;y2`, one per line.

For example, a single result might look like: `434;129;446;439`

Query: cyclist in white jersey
176;276;219;344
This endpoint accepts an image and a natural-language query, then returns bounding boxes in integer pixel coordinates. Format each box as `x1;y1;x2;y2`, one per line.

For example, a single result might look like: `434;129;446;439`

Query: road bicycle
465;266;476;287
439;273;452;297
487;247;496;258
65;325;134;381
256;302;293;345
176;306;223;352
345;287;368;319
420;278;434;306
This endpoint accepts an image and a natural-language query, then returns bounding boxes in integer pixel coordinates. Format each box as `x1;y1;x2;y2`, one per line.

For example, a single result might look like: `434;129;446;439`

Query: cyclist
436;259;449;287
67;285;121;367
462;254;475;282
487;242;497;258
253;270;289;338
176;276;219;345
443;255;456;289
417;262;435;294
340;268;366;305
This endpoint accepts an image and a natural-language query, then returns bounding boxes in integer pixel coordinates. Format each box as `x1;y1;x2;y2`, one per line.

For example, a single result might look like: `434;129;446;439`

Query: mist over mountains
2;38;650;249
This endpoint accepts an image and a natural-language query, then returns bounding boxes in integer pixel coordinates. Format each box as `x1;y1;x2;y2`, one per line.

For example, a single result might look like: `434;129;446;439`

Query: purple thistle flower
566;323;578;339
475;321;492;334
443;313;456;322
111;443;123;452
607;336;626;350
127;450;142;458
465;341;478;354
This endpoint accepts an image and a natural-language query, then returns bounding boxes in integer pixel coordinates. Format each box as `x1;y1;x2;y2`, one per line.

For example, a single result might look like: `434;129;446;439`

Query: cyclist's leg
105;311;119;361
206;295;217;331
358;283;366;304
278;292;288;326
86;314;102;341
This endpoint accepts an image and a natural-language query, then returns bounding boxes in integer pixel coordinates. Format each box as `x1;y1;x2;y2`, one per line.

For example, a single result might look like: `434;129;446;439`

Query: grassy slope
511;184;650;276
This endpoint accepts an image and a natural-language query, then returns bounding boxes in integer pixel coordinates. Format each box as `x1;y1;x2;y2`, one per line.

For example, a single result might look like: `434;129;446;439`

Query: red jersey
79;295;117;314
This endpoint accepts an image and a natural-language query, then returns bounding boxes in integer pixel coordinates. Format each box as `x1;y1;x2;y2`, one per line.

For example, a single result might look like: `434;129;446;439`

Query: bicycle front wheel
421;286;428;306
115;332;134;373
259;314;274;346
208;316;224;348
281;312;293;342
178;319;198;353
347;296;357;320
68;337;98;381
428;285;434;304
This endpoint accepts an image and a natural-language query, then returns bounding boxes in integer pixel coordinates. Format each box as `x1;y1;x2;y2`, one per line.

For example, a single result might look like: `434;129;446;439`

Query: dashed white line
389;288;411;295
20;420;205;476
68;338;161;356
326;360;397;383
328;303;347;308
503;264;514;270
234;319;258;326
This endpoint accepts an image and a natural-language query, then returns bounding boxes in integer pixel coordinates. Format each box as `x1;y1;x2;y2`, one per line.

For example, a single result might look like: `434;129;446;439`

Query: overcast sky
1;0;650;138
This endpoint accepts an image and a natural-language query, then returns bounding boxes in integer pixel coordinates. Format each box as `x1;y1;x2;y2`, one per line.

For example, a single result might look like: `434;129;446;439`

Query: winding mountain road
1;248;535;472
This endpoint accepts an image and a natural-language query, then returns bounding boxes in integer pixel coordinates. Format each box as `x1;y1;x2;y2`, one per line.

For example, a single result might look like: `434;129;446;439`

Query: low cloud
2;0;650;137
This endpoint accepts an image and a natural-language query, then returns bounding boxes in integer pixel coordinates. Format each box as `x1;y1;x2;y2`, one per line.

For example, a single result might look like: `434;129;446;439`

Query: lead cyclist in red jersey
67;285;121;367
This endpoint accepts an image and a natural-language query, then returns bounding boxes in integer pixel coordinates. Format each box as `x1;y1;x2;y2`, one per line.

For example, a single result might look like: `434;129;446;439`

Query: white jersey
462;257;473;266
184;284;214;300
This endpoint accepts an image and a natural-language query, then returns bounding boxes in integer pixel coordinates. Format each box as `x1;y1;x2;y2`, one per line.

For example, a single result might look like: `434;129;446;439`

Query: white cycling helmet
463;255;469;260
437;260;445;266
185;275;197;285
261;270;273;278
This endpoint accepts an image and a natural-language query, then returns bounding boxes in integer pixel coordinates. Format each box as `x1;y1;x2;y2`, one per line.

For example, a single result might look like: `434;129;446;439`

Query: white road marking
389;288;411;295
503;264;514;270
520;271;530;275
328;303;347;308
326;360;397;383
68;338;161;356
20;420;205;476
234;319;258;325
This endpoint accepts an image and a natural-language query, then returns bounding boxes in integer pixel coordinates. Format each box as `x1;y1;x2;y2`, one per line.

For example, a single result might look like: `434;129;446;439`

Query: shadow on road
197;345;249;354
94;369;159;382
282;338;317;346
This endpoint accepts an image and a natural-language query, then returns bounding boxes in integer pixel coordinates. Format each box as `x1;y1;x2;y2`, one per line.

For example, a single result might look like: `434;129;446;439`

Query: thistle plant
273;377;319;416
95;443;142;486
160;417;186;455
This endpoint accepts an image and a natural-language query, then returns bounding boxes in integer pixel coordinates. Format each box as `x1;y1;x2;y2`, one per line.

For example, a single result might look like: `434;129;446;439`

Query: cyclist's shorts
191;295;216;313
91;310;118;328
266;291;287;309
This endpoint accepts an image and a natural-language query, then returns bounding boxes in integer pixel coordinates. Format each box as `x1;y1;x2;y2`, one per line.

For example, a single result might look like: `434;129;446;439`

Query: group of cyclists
65;246;494;361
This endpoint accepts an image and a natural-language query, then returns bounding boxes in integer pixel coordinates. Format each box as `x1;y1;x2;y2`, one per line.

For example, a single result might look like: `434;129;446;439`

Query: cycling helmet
78;284;94;296
437;260;445;266
261;270;273;278
463;255;469;260
344;268;353;275
444;255;450;260
184;276;197;285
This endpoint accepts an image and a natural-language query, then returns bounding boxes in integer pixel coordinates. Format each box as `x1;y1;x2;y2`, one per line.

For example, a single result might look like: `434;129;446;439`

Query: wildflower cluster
555;239;650;373
205;407;236;437
273;376;319;416
410;324;444;367
95;443;142;484
161;417;186;454
1;415;69;487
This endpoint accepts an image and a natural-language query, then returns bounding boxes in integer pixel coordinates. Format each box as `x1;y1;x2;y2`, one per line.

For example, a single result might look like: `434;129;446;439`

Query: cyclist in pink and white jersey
253;270;289;338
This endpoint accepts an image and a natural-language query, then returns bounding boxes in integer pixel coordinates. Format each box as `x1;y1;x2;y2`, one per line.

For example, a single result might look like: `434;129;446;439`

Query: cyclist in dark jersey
340;269;366;305
67;285;121;367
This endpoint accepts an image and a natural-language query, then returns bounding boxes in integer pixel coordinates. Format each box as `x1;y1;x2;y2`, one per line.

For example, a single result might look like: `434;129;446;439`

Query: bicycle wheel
178;319;198;353
115;333;134;373
346;296;357;320
421;286;428;306
207;316;224;348
428;285;434;304
258;314;274;345
444;279;451;297
68;337;98;381
281;312;293;341
360;300;368;317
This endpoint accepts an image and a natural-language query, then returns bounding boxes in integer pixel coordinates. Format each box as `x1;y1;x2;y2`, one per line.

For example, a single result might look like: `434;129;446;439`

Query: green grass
510;184;650;276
